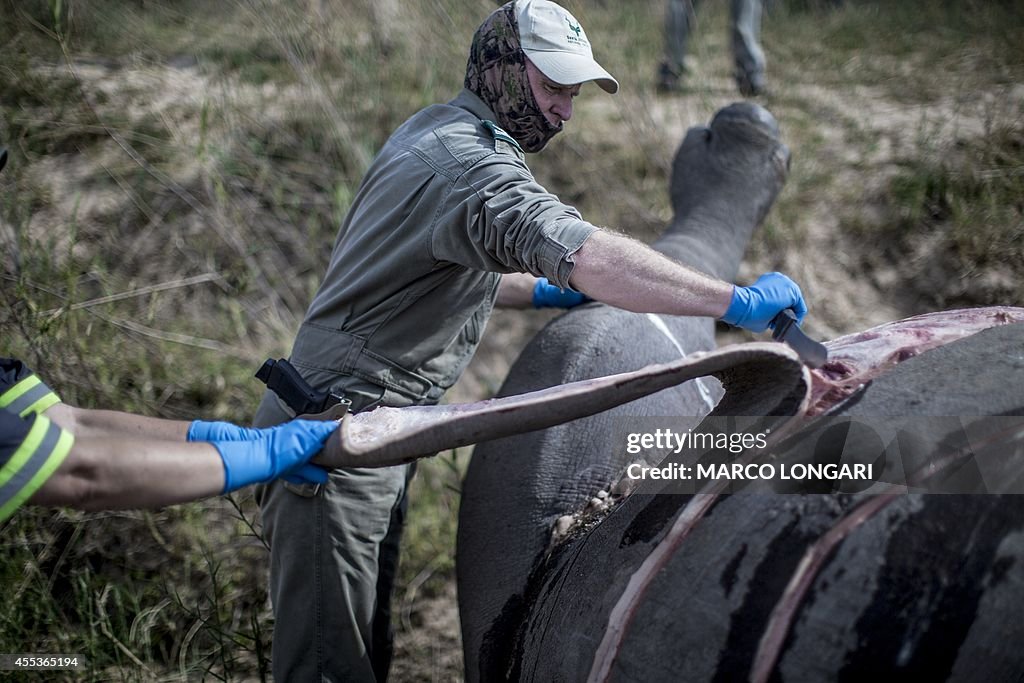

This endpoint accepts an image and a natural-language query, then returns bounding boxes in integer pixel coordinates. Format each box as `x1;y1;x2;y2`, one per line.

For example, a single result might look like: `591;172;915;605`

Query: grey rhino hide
457;101;791;682
507;322;1024;683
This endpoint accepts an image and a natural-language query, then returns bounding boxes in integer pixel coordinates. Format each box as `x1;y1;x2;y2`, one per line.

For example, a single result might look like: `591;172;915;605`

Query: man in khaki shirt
253;1;808;680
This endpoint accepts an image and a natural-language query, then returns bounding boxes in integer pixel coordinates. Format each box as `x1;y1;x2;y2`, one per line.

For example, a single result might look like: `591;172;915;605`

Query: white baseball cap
516;0;619;94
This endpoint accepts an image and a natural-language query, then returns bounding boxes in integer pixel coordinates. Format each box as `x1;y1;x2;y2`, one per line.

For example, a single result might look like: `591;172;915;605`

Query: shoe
736;70;766;97
656;62;684;93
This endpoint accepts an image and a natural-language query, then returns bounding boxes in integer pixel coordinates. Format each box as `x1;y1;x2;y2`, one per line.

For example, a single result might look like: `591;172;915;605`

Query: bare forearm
31;438;225;510
496;272;538;309
45;403;191;441
568;229;733;317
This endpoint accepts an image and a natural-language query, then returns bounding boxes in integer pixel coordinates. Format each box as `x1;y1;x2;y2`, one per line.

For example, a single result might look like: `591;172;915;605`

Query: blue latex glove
187;420;262;442
532;277;588;309
211;419;338;493
720;272;808;333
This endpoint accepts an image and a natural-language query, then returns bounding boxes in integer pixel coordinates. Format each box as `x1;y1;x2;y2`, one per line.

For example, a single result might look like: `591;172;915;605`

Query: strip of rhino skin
749;491;902;683
313;342;804;469
310;307;1024;470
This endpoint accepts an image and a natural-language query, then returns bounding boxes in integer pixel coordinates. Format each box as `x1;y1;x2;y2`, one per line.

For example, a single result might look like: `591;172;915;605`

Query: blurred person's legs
732;0;766;95
658;0;694;92
658;0;766;96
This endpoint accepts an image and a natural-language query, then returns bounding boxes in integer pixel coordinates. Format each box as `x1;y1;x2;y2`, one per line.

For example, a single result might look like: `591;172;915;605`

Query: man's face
525;58;581;129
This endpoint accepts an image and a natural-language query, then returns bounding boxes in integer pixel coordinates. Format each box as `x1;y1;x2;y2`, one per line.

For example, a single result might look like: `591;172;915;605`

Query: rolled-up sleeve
431;157;598;290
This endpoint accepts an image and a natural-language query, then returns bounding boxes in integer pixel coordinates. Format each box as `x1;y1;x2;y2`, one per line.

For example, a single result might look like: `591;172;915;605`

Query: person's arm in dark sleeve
21;416;337;512
1;407;225;518
0;358;62;417
0;358;336;515
0;357;189;441
0;409;74;522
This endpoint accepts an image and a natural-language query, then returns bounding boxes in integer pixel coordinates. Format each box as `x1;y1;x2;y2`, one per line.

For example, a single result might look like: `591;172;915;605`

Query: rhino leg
457;102;789;683
656;101;789;280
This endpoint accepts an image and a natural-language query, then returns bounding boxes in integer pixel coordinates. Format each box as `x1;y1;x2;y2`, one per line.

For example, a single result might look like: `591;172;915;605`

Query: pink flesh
807;307;1024;416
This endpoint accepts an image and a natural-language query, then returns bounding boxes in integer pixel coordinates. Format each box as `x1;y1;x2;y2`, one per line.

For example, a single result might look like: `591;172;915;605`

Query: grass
0;499;271;680
769;0;1024;99
871;119;1024;307
1;0;1022;679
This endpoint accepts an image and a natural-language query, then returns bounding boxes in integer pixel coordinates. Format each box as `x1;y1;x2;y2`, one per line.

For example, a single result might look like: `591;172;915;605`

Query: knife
770;309;828;368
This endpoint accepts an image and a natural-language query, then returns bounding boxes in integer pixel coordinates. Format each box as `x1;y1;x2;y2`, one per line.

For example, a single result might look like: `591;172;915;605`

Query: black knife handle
771;308;797;340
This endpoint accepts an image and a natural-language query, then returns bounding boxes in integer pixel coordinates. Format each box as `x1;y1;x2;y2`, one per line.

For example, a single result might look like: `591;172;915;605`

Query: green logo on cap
567;19;581;37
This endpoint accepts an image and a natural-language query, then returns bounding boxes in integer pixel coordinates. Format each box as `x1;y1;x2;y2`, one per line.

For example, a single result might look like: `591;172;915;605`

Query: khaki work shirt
287;89;598;408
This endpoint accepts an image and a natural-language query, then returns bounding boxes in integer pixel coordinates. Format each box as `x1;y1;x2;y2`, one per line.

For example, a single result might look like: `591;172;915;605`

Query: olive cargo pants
254;382;415;682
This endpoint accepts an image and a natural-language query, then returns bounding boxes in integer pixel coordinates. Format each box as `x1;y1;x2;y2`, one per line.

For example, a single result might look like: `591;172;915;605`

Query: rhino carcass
456;102;1024;682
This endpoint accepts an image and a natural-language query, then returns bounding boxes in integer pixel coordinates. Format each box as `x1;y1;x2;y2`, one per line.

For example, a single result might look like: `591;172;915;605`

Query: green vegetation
1;0;1022;679
877;120;1024;307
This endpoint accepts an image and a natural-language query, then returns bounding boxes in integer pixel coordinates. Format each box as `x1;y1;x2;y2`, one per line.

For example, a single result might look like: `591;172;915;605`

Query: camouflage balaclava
464;2;562;153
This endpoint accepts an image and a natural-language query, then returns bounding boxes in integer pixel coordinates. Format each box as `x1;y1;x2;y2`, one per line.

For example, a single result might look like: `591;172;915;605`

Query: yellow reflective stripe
0;416;74;522
0;375;60;417
23;429;74;505
0;375;42;409
23;392;60;417
0;415;46;489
